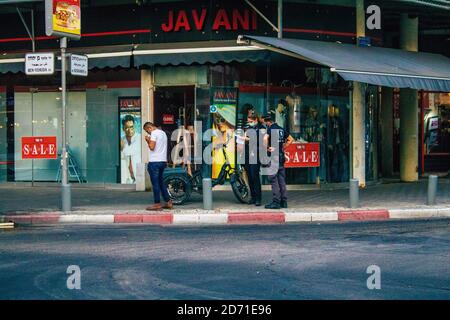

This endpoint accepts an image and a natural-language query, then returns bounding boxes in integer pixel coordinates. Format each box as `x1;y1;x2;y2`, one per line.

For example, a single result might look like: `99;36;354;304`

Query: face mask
248;122;256;127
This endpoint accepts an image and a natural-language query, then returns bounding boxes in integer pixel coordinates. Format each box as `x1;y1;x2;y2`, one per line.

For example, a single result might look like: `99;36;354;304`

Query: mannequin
286;94;302;134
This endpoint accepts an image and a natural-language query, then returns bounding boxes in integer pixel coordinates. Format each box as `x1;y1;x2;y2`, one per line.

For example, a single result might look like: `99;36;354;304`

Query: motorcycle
163;140;250;205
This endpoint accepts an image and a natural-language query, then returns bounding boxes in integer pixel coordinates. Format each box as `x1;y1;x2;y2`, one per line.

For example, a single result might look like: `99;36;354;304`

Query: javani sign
160;8;257;32
150;1;270;42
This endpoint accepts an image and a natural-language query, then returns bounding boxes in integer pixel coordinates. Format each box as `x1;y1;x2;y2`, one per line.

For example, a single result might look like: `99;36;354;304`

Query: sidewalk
1;178;449;225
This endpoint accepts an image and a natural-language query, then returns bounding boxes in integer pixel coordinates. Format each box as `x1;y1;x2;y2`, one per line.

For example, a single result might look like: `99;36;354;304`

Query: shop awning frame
238;35;450;92
0;41;270;73
133;40;269;67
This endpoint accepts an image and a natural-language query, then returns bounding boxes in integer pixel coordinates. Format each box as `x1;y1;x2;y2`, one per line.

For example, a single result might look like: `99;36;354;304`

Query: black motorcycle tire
230;173;251;204
163;174;192;205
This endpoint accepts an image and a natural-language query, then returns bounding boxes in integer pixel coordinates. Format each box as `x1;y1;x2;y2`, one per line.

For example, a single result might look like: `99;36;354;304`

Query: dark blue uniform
266;123;289;207
244;123;263;204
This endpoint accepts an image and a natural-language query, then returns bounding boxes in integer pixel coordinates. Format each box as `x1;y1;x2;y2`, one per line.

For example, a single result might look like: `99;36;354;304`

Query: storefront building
0;0;449;188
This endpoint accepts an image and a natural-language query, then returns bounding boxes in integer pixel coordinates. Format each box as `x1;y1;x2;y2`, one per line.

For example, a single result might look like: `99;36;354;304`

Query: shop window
423;92;450;172
13;90;86;182
1;69;141;185
236;60;351;185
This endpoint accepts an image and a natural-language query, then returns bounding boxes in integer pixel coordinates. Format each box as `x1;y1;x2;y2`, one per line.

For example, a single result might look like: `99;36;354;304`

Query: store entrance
153;86;196;168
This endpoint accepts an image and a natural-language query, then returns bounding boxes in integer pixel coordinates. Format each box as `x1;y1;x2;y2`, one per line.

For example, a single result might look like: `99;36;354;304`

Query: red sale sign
163;114;175;124
284;143;320;168
22;136;57;159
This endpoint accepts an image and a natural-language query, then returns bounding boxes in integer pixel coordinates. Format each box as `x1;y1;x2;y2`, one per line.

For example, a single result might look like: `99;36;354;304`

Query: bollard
203;178;213;210
62;184;71;212
349;179;359;208
427;175;438;205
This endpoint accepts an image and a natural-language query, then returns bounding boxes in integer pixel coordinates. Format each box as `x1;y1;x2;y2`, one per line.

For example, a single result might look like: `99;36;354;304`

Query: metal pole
61;37;71;212
277;0;283;38
16;6;35;52
203;178;213;210
349;178;359;208
31;9;35;52
427;175;438;205
244;0;279;33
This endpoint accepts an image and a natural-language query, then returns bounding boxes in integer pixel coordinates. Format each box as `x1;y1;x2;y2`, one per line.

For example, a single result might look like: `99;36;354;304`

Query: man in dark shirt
243;115;263;206
263;114;294;209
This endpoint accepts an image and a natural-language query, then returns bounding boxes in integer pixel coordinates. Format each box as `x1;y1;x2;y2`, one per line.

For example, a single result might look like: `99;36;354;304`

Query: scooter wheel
163;174;192;205
230;173;251;204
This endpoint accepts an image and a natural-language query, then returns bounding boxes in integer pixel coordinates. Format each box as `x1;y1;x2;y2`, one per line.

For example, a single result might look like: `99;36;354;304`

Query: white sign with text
70;54;88;77
25;53;55;75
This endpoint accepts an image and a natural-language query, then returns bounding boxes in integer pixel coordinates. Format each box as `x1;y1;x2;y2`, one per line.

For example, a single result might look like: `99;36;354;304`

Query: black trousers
245;163;262;202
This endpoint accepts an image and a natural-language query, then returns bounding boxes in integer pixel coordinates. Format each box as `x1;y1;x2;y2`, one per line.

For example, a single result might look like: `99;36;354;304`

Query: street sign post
60;36;71;212
42;0;82;212
25;53;55;75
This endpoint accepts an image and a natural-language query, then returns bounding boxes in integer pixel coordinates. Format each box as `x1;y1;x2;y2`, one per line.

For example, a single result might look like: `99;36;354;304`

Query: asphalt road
0;220;449;300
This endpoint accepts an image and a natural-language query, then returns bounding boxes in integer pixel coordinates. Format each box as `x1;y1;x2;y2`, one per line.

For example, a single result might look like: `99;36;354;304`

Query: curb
2;207;450;226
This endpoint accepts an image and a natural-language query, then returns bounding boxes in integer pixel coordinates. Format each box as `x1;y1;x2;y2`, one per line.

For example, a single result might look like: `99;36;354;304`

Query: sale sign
163;114;175;125
284;143;320;168
22;136;57;159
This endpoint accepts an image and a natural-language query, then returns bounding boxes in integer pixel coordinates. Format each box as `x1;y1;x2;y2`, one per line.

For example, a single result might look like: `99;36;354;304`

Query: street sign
22;136;57;159
210;105;218;113
25;53;55;75
70;54;88;76
45;0;81;39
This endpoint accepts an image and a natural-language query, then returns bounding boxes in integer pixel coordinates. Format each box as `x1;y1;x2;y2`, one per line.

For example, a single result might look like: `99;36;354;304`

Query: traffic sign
70;54;88;76
25;53;55;75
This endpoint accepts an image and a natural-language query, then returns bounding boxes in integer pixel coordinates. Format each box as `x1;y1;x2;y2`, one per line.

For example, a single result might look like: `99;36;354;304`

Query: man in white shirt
143;122;173;210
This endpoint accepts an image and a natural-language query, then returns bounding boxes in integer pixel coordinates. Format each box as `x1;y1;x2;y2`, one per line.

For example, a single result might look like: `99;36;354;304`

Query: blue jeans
147;162;170;204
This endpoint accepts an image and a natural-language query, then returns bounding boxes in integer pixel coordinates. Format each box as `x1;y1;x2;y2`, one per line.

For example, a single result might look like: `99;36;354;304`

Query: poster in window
211;87;237;179
119;97;141;184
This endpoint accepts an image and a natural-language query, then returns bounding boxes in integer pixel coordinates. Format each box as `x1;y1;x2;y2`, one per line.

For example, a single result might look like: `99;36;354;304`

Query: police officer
263;113;294;209
243;114;262;206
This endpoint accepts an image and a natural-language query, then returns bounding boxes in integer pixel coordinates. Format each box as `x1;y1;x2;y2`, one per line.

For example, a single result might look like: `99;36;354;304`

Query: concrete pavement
1;178;449;226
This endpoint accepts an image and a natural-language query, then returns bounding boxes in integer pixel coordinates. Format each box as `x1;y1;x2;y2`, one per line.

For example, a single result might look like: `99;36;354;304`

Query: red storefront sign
22;136;57;159
163;114;175;124
161;9;257;32
284;142;320;168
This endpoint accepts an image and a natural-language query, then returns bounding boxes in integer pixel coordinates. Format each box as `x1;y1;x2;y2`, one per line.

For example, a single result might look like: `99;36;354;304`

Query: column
399;14;419;182
380;86;394;177
136;68;154;191
352;0;366;187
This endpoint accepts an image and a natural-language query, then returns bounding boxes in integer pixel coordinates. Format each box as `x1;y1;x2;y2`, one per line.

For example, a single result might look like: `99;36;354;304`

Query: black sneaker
248;199;256;205
255;200;261;206
265;202;281;209
280;201;288;209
